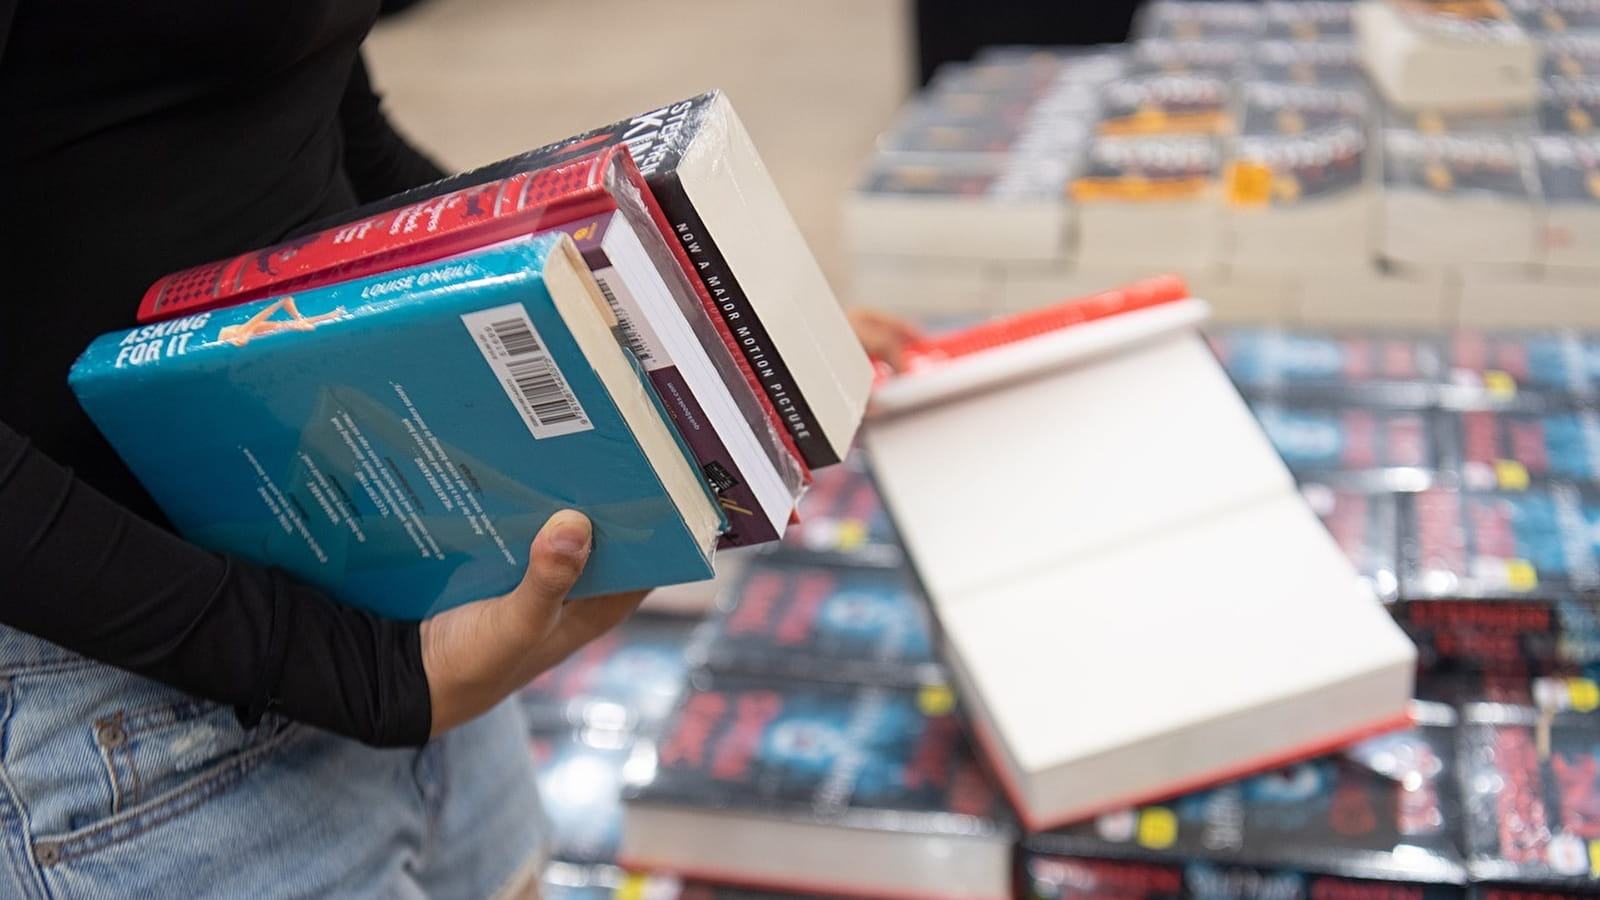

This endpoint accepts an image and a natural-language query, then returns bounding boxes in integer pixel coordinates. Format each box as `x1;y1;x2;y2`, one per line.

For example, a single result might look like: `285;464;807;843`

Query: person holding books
0;2;918;895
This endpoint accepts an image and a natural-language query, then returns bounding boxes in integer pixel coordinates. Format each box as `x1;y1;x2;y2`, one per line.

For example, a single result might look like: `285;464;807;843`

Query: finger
495;509;593;640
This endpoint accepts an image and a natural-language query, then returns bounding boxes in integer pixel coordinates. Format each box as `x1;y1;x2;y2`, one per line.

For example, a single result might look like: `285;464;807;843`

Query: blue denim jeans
0;625;545;899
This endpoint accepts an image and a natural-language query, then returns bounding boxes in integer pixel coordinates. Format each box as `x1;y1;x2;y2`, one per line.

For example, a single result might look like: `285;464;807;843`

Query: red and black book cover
284;92;840;470
1025;704;1467;890
626;675;1012;846
688;560;942;688
1460;703;1600;889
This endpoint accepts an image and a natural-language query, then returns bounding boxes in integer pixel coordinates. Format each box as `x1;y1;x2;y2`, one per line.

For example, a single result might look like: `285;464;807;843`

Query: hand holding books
420;509;648;737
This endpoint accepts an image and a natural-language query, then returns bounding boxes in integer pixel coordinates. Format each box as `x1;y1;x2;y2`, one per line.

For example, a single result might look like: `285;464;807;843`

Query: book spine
606;161;812;480
136;153;617;323
586;266;776;547
648;170;840;469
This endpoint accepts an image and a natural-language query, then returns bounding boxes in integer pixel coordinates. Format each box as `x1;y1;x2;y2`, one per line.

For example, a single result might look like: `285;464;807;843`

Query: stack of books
527;286;1600;899
67;92;873;619
844;0;1600;331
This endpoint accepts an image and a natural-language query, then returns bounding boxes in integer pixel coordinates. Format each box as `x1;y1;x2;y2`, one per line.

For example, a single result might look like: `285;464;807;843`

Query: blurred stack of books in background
846;0;1600;331
527;318;1600;898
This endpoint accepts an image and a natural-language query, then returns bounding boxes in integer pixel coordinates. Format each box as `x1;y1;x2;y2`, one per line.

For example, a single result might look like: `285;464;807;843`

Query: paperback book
1024;702;1466;890
1398;486;1600;600
70;236;725;618
1135;0;1267;41
1023;854;1467;900
1459;702;1600;889
1248;401;1440;491
1248;41;1367;87
1443;408;1600;490
1531;135;1600;270
1266;0;1358;41
1380;130;1539;267
1207;327;1442;407
1445;331;1600;404
285;90;874;470
620;676;1014;900
687;560;941;687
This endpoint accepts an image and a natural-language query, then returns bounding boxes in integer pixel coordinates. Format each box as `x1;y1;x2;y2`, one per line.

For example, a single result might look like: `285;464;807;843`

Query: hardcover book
289;91;872;471
1398;486;1600;599
518;612;698;735
620;676;1014;900
1025;702;1466;889
687;560;941;687
70;236;724;618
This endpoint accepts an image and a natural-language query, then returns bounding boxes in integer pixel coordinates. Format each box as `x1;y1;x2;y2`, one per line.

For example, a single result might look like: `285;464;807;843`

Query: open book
865;278;1418;830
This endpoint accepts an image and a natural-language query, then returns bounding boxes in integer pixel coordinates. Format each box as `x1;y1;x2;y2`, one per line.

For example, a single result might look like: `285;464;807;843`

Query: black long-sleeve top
0;0;451;746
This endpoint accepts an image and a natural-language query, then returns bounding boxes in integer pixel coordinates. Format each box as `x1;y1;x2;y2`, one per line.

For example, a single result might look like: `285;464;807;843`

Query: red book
137;146;810;479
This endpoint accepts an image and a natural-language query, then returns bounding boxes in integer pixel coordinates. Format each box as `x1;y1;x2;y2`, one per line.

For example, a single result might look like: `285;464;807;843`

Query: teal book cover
70;234;720;620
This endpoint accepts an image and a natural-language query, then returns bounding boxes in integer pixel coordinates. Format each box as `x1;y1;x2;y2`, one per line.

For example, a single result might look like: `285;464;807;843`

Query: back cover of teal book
70;234;721;619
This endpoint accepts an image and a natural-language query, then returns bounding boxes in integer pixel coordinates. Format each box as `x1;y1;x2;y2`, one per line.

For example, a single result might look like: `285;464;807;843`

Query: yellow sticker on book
1589;839;1600;878
1484;370;1518;401
1496;460;1531;490
1569;678;1600;713
1506;560;1539;592
1226;161;1274;209
617;875;648;900
918;684;955;717
1138;808;1178;850
835;519;868;552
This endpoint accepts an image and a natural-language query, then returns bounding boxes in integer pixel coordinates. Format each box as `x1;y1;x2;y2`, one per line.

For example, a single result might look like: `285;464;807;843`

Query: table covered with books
522;325;1600;900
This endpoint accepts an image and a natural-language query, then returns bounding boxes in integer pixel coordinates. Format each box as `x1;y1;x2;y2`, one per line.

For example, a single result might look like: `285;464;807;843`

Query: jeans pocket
94;695;290;816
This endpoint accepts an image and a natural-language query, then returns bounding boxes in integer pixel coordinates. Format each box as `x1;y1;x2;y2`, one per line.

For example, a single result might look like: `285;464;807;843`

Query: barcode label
462;304;592;440
595;274;655;366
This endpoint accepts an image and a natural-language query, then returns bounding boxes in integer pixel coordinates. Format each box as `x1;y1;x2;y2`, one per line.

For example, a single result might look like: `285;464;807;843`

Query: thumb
497;509;593;639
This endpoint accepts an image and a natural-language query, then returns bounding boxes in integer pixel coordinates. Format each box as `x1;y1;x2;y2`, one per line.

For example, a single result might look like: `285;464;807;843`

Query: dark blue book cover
629;676;1009;836
689;561;941;687
1249;402;1440;491
1460;703;1600;889
1026;705;1465;887
1207;328;1441;407
518;613;696;735
1399;487;1600;599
